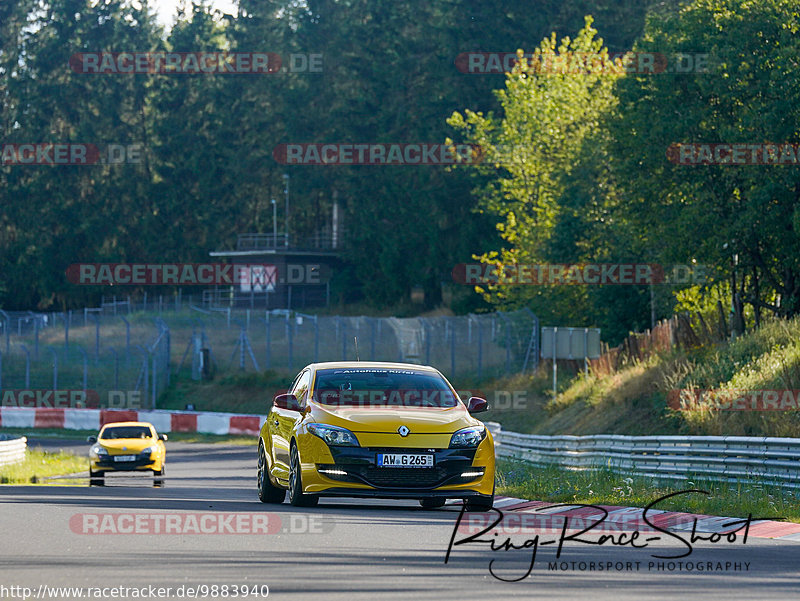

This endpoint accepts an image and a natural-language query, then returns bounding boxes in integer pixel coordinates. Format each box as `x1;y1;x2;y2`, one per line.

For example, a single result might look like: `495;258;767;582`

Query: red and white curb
0;407;265;436
476;496;800;541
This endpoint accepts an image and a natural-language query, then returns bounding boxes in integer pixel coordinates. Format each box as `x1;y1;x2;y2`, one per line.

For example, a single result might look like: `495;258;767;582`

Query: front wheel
258;444;285;504
153;465;165;487
288;444;318;507
89;469;104;487
464;483;495;511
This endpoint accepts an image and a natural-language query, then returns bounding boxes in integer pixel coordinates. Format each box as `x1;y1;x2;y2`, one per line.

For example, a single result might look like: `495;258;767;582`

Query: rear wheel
89;469;104;487
258;443;285;504
288;444;318;507
419;497;447;509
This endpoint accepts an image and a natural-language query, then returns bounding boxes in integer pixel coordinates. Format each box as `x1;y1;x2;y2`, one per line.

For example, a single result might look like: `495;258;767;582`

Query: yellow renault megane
257;362;495;509
87;421;168;486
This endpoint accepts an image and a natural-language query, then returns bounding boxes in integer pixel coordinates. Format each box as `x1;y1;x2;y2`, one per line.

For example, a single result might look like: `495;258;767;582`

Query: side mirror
273;393;302;413
158;434;168;442
87;435;97;444
466;397;488;414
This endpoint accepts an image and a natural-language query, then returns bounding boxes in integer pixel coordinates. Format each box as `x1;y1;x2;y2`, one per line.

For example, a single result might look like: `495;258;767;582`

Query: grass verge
0;448;87;484
497;458;800;523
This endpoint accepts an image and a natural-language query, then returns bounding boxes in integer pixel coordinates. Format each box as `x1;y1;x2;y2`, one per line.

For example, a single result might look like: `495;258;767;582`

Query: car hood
309;403;478;434
97;438;155;453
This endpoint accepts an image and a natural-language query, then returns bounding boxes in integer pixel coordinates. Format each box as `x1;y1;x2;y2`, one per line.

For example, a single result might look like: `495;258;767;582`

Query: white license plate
113;455;137;462
377;453;434;468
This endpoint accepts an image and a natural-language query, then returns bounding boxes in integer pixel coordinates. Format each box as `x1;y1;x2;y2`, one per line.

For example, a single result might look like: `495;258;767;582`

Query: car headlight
141;446;157;455
449;425;486;448
307;423;360;447
90;445;108;457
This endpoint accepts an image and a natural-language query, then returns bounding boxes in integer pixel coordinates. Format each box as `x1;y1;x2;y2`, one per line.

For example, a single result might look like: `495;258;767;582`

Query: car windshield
100;426;153;440
313;368;458;408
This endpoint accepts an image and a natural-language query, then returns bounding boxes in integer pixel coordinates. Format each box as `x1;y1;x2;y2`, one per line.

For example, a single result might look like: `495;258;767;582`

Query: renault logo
397;425;410;437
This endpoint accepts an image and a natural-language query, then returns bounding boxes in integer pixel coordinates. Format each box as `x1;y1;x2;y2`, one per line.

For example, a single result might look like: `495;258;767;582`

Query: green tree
610;0;800;324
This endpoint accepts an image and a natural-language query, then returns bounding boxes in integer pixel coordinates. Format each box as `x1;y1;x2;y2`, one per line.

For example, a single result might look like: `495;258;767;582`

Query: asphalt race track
1;439;799;600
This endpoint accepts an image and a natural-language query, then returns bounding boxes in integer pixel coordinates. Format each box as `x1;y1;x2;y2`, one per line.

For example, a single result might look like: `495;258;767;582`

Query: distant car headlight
449;425;486;448
307;423;360;447
90;445;108;457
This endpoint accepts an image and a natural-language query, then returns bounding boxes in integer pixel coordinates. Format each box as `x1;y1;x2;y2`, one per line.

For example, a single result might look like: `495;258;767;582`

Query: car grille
319;465;451;489
359;466;448;488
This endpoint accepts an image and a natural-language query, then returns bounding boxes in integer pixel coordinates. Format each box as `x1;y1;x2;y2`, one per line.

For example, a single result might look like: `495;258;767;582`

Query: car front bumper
91;453;158;472
300;438;495;497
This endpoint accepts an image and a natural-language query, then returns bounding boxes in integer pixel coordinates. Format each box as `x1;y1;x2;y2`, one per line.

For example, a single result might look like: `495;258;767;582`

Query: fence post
424;319;431;365
20;344;31;388
370;319;376;359
33;318;39;360
120;316;130;361
64;311;69;350
109;348;119;390
164;325;171;386
287;313;294;371
77;347;88;392
450;317;456;376
265;312;271;369
48;347;58;390
152;351;157;409
498;312;511;374
341;319;347;361
0;309;9;353
552;326;558;397
90;314;100;364
477;318;483;380
314;316;319;363
133;345;149;404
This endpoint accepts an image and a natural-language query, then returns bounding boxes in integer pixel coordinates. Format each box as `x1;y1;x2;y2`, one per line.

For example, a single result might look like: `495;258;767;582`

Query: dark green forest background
2;0;798;345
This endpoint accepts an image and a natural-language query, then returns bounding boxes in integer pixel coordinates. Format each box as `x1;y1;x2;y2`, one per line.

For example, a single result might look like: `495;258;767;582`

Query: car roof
100;421;155;429
307;361;442;373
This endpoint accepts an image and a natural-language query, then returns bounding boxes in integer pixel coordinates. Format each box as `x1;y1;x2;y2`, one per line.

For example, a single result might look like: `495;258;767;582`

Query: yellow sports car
87;421;168;486
257;362;495;509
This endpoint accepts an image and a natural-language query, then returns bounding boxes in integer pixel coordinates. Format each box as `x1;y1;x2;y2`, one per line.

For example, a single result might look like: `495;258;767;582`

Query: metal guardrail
0;435;27;466
491;426;800;490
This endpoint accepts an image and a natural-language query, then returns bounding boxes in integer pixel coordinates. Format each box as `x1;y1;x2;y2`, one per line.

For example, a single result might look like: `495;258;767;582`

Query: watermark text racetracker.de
273;143;482;165
66;263;330;286
1;143;143;165
668;388;800;411
69;51;323;74
667;143;800;165
69;512;331;535
452;263;709;286
455;51;711;74
1;390;147;409
0;584;269;599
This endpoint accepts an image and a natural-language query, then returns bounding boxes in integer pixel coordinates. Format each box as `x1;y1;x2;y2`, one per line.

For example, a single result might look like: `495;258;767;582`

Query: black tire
89;469;104;487
258;443;285;504
153;465;164;487
464;483;495;511
419;497;447;509
288;444;318;507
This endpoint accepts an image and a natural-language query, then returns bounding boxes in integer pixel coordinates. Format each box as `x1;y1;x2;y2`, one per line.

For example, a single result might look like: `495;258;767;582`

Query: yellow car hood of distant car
97;438;154;453
309;404;478;434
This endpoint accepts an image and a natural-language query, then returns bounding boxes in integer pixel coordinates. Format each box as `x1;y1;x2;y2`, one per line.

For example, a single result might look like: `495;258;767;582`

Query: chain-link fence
0;300;538;409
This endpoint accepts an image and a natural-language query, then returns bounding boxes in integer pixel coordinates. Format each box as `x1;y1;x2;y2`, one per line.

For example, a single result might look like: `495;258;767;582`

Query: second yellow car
88;421;167;486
